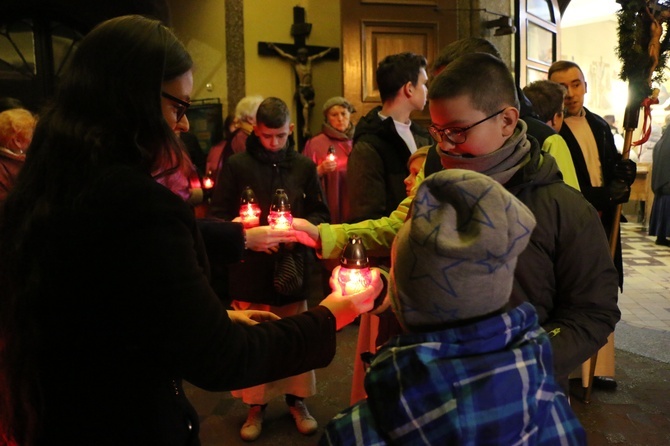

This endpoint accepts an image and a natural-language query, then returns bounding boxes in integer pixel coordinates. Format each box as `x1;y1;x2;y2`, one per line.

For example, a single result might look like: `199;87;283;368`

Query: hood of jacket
245;131;298;167
363;302;557;444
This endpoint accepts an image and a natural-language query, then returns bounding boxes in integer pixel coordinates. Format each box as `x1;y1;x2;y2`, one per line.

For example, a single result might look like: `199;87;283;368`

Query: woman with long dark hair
0;15;380;445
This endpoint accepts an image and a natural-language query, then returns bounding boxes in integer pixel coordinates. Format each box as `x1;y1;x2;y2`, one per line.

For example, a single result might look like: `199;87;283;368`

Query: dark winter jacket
425;135;621;387
347;106;431;223
209;133;330;305
559;107;625;287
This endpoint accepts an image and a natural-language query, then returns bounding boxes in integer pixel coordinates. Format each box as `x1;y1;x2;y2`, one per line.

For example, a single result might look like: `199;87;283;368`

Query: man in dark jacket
347;52;431;223
549;61;636;289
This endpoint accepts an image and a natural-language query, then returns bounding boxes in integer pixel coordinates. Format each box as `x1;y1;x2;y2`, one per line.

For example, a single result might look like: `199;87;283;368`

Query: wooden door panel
342;0;456;126
362;22;437;102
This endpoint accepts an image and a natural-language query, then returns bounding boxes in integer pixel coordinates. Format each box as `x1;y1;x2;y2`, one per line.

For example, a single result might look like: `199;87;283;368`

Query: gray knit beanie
389;169;536;330
322;96;355;118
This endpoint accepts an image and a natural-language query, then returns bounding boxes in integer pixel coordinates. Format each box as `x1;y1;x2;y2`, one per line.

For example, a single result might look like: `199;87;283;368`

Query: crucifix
258;6;340;150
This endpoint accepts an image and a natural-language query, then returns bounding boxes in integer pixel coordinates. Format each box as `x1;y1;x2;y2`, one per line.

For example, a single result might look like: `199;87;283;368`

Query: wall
168;0;342;137
169;0;229;109
560;18;624;121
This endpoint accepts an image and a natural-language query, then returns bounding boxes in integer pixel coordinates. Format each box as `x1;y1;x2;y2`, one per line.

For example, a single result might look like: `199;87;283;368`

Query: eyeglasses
428;109;505;145
161;91;191;122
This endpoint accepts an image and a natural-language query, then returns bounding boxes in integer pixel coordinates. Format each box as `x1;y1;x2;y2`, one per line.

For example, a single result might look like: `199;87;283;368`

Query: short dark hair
376;52;428;103
428;52;519;114
0;97;25;114
548;60;584;79
431;38;502;76
522;80;567;123
256;97;291;128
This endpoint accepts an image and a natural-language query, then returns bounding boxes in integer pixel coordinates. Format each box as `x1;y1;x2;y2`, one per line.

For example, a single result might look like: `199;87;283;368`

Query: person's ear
500;106;520;137
584;81;588;94
289;123;295;134
403;81;414;98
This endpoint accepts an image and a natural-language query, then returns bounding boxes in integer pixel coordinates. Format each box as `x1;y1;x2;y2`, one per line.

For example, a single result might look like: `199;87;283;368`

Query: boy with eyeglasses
293;52;620;394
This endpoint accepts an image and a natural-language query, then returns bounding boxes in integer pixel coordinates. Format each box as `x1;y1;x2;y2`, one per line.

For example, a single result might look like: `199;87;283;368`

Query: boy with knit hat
320;169;586;445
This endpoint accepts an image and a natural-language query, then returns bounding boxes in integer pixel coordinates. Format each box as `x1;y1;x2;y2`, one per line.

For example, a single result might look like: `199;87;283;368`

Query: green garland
617;0;670;109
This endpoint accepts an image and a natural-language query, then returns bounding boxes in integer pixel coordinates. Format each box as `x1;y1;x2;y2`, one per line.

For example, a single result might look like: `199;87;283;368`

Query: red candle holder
268;188;292;230
337;235;371;296
239;186;261;228
202;171;214;190
327;145;336;162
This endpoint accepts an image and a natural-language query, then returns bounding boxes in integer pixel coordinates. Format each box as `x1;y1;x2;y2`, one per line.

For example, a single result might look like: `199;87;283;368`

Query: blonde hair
0;108;37;150
235;95;264;124
407;146;430;168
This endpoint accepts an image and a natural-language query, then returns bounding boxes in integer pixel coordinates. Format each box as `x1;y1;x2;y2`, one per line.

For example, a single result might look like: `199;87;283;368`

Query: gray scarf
438;120;531;185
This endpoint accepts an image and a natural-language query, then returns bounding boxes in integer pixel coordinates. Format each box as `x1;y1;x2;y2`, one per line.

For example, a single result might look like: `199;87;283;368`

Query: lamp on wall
484;16;517;36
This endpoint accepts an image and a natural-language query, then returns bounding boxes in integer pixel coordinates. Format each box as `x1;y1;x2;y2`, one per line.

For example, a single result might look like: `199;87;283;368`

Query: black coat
209;134;330;305
347;106;431;223
33;165;337;445
424;137;620;386
559;108;624;287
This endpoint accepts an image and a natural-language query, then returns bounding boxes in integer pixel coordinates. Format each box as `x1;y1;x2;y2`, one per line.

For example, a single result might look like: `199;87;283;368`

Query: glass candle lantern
337;235;371;296
202;171;215;190
327;145;336;162
268;188;293;230
239;186;261;228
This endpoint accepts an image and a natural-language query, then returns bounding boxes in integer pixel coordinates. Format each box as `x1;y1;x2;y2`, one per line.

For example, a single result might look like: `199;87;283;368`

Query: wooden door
341;0;458;126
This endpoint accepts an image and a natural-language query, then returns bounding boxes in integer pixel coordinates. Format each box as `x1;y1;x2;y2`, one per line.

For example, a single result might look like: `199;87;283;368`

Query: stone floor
185;221;670;445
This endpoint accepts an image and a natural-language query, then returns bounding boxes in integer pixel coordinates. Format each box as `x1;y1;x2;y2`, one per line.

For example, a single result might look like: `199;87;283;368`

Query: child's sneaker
288;400;318;435
240;405;264;441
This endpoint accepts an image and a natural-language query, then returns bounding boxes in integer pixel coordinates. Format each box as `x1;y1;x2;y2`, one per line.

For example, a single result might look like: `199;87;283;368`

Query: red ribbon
632;95;660;146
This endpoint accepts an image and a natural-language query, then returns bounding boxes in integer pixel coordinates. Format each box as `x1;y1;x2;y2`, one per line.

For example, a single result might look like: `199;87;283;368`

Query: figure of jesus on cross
267;43;332;138
258;6;340;148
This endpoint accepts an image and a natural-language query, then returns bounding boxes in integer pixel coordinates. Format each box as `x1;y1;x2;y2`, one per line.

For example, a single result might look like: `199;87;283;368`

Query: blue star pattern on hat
390;169;537;329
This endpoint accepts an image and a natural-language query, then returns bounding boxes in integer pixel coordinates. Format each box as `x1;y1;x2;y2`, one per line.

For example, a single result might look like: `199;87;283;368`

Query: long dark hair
0;15;192;444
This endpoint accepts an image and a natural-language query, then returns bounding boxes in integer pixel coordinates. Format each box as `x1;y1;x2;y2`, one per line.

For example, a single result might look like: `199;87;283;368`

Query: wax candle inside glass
337;266;372;296
239;186;261;228
336;235;371;296
269;188;292;230
268;210;293;230
239;203;261;228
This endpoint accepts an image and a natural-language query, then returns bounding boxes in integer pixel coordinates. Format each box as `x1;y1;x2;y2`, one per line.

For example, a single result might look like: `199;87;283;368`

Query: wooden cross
258;6;340;150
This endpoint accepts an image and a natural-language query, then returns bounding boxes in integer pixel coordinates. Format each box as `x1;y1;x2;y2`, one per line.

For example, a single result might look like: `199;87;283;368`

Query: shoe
592;376;618;390
288;400;318;435
240;405;264;441
655;238;670;247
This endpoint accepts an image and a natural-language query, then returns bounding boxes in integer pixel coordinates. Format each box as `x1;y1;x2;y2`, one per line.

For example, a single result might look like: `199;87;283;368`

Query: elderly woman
303;96;355;224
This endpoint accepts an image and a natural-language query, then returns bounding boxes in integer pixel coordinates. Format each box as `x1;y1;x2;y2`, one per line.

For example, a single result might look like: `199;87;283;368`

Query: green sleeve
543;134;581;191
318;163;425;259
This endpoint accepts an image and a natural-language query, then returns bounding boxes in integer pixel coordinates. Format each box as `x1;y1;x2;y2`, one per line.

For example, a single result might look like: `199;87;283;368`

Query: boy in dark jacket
209;97;330;441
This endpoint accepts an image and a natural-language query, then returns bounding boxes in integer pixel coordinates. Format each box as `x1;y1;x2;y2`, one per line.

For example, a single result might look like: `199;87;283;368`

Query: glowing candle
327;145;336;162
336;235;371;295
202;175;214;189
268;188;292;230
239;186;261;228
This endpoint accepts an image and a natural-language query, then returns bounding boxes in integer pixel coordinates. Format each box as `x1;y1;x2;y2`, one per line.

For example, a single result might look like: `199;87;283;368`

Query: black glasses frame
429;108;505;145
161;91;191;122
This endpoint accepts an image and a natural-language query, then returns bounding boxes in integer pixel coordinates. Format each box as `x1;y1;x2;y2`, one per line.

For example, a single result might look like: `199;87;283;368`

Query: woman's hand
318;266;383;330
290;218;320;249
227;309;281;326
245;226;295;254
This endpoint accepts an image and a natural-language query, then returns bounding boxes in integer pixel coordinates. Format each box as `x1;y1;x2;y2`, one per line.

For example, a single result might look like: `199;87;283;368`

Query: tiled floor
619;222;670;332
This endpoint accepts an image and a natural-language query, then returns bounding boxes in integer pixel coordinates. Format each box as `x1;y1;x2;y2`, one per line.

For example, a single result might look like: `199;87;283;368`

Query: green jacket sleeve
317;163;425;259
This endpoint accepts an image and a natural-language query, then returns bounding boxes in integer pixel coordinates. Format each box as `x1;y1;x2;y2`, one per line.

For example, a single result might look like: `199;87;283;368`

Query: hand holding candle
321;265;383;330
